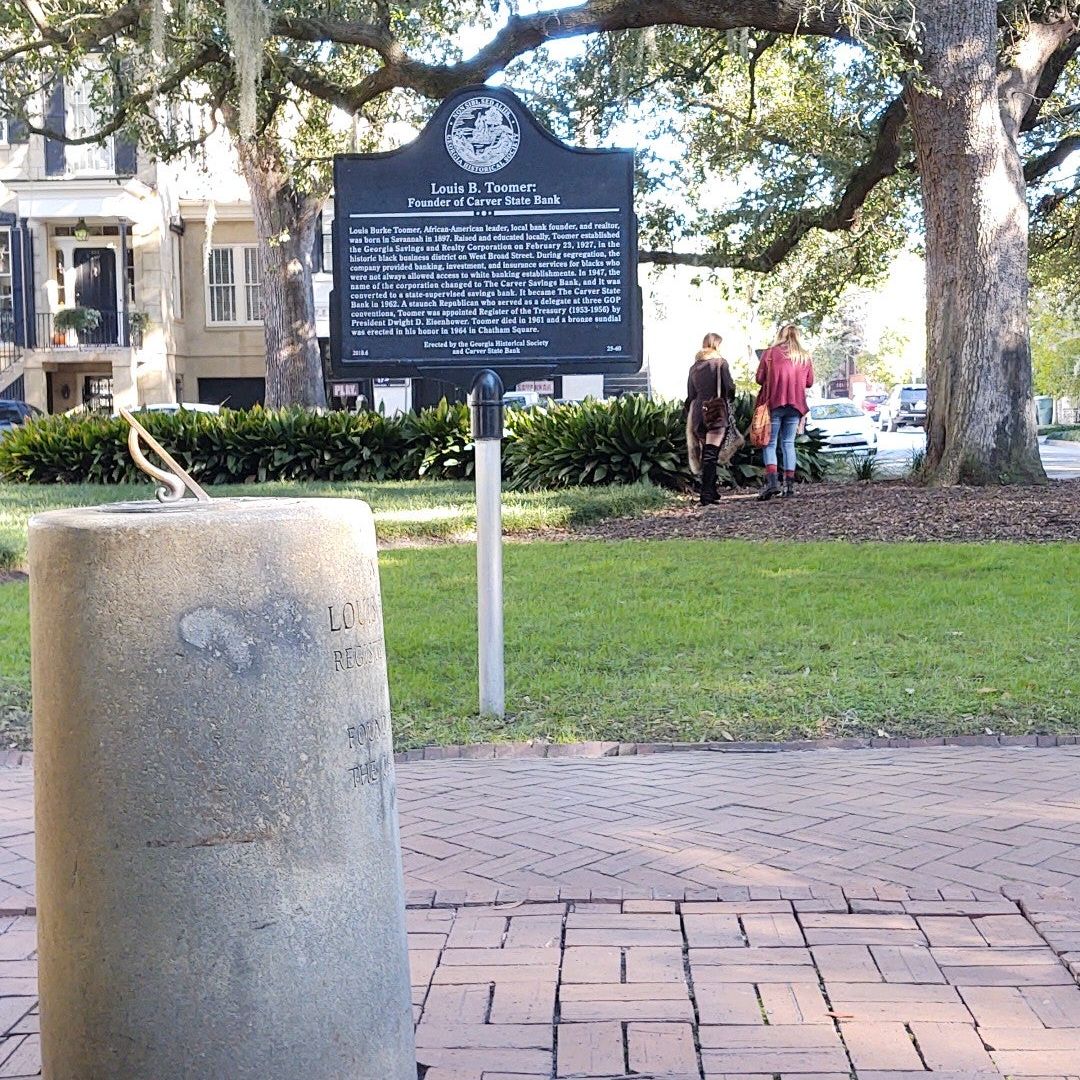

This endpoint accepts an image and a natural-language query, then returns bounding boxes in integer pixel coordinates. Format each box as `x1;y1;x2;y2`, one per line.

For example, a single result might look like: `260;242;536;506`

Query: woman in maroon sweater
755;325;815;500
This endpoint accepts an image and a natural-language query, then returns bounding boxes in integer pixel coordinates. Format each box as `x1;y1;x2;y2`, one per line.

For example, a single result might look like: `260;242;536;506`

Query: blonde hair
695;331;723;363
773;324;811;364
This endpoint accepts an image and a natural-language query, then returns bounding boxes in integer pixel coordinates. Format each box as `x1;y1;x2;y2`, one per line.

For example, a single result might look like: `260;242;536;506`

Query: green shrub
1040;423;1080;442
405;399;475;480
505;395;689;489
0;408;415;485
0;394;830;490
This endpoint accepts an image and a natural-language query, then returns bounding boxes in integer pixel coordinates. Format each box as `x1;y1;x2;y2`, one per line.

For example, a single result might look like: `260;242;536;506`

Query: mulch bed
574;478;1080;543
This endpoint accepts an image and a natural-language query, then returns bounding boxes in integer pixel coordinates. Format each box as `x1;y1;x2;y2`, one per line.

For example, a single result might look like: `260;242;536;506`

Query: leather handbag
749;352;773;448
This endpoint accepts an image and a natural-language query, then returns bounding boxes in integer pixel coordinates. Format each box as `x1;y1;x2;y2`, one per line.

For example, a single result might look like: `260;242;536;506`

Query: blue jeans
764;405;801;472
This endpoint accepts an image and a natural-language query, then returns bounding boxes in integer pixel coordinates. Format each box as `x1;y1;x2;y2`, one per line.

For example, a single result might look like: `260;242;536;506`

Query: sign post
468;369;505;717
330;84;643;720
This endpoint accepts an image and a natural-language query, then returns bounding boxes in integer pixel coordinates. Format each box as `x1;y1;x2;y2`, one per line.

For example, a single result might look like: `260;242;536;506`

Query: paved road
871;428;1080;479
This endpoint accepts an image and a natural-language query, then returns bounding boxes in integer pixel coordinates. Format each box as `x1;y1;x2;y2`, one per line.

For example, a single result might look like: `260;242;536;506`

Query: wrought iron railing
0;315;19;372
36;310;142;350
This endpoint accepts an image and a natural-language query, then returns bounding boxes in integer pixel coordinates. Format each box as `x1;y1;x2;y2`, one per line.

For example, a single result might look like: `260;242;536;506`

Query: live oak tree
5;2;1079;480
512;6;1080;483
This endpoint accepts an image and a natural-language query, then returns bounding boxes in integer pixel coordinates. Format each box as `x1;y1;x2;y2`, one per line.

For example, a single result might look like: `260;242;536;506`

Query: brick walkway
398;747;1080;901
1;746;1079;1077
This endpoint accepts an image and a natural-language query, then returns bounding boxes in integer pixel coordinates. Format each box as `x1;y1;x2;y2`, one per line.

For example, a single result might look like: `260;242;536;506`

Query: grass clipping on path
1;535;1076;753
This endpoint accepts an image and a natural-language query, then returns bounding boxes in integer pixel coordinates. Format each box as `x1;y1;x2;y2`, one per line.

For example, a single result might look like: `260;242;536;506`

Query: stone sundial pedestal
29;412;416;1079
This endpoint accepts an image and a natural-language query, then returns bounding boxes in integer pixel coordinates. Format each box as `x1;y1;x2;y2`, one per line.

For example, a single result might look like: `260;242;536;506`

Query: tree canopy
2;1;1077;480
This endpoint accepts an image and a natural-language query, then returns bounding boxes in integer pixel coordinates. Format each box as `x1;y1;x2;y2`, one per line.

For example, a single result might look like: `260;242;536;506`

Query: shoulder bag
701;361;728;427
749;351;773;448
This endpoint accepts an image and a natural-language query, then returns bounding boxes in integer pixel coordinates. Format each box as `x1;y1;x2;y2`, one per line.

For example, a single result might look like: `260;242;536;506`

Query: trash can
1035;396;1054;427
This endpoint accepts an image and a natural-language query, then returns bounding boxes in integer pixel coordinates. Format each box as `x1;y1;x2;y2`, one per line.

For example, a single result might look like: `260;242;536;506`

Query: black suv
883;384;928;430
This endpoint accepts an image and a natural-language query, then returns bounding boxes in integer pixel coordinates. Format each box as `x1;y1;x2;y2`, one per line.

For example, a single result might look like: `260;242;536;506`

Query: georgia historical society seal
445;96;521;174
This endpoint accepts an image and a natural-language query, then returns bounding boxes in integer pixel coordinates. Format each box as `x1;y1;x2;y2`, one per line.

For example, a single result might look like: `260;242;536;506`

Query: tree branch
20;43;225;145
641;93;909;272
6;0;142;61
1020;30;1080;132
1025;133;1080;182
282;0;844;111
999;18;1078;142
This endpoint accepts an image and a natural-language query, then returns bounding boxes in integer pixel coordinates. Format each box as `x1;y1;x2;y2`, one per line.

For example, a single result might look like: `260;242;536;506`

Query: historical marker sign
329;85;642;379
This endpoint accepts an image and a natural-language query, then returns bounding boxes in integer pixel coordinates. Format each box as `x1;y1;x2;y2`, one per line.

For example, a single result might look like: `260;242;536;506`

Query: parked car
0;400;41;431
114;402;222;417
139;402;222;415
806;399;878;452
878;384;928;431
862;393;888;420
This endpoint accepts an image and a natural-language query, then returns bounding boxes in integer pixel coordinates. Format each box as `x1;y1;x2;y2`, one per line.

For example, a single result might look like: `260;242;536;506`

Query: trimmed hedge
0;396;828;489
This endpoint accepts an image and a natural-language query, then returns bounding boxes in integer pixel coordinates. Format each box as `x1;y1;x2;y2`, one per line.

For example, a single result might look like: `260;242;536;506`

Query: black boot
782;477;795;498
699;445;720;505
758;471;781;502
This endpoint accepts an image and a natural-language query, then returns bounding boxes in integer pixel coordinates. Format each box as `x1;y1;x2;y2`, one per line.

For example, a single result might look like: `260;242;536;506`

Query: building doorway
73;248;117;345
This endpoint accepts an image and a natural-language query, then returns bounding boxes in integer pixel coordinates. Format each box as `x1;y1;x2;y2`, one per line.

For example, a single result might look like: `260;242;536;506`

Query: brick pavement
396;747;1080;902
3;893;1080;1078
1;746;1079;1077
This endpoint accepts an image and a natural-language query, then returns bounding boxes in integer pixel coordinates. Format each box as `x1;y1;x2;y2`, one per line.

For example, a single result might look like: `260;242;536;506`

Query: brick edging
394;732;1080;764
6;735;1075;773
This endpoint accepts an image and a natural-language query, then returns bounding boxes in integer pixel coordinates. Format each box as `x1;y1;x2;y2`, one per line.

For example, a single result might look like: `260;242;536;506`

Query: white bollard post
469;370;505;719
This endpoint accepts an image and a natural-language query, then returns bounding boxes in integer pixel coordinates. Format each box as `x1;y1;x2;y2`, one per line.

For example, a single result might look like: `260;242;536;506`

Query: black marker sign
329;85;641;378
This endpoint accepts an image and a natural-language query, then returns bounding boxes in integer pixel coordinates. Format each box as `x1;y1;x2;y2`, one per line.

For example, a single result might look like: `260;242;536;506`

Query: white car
114;402;222;417
806;399;878;452
139;402;222;414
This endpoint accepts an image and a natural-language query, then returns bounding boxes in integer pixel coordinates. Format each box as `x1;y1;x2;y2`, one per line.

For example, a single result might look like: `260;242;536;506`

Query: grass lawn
1;539;1076;750
0;479;672;568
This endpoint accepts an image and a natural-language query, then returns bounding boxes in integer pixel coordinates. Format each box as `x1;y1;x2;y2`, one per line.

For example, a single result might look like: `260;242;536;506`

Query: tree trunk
906;1;1045;484
238;142;327;409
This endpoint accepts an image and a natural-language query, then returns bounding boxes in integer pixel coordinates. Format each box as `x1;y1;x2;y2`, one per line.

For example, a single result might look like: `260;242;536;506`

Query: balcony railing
0;317;21;373
36;311;142;351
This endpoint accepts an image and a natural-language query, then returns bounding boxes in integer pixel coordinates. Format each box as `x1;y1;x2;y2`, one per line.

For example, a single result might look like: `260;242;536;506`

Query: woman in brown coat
685;332;736;505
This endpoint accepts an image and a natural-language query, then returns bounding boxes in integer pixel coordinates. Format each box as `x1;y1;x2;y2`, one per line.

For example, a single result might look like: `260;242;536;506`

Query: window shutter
7;116;29;144
114;136;137;176
312;213;324;273
44;82;66;176
19;223;36;349
8;227;25;347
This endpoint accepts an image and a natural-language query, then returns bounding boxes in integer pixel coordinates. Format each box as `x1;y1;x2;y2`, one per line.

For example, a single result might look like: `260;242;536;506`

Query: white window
0;118;8;146
65;74;114;175
321;223;333;272
206;245;262;325
0;230;14;341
